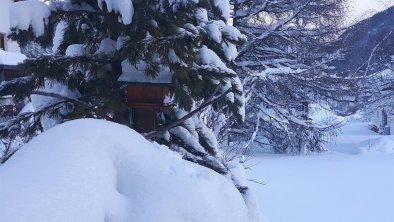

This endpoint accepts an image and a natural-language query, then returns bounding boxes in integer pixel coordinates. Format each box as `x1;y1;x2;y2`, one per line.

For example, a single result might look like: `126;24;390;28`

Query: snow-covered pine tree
217;0;358;154
1;0;251;192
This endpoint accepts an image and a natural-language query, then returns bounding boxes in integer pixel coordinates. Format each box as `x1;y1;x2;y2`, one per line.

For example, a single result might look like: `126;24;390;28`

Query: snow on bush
10;0;133;37
10;0;51;37
0;119;251;222
201;20;245;63
65;44;88;57
212;0;230;21
95;38;117;55
196;45;235;75
98;0;134;24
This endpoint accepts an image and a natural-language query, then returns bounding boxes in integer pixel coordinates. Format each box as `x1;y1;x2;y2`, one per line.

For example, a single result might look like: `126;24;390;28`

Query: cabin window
0;33;5;50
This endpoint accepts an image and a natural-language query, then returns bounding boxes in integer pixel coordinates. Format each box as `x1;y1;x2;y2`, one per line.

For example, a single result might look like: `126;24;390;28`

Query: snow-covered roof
0;50;26;66
118;60;172;85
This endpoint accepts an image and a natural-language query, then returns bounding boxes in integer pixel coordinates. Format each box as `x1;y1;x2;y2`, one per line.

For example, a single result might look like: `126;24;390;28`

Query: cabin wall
126;85;170;133
127;85;169;104
4;69;21;81
0;0;21;53
131;109;157;133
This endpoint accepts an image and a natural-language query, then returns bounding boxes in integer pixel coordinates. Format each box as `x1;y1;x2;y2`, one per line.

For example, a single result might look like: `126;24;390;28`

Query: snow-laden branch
145;88;232;140
238;0;313;58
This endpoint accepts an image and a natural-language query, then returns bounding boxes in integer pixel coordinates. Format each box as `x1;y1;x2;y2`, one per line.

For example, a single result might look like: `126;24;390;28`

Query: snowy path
249;122;394;222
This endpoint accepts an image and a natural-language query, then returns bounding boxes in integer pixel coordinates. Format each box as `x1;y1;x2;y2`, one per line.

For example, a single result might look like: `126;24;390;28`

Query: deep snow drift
0;119;250;222
249;122;394;222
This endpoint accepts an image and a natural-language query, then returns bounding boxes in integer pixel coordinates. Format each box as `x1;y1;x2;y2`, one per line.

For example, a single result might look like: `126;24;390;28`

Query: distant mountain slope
334;6;394;75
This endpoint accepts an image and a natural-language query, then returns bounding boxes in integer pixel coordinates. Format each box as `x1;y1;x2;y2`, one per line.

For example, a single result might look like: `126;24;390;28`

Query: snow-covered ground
249;121;394;222
1;119;393;222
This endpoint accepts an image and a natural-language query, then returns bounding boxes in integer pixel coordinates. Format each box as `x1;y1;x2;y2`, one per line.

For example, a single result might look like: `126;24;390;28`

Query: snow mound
357;137;394;154
0;119;249;222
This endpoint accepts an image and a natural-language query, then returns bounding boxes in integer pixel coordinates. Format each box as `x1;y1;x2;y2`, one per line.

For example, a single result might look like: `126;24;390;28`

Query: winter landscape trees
1;1;394;221
0;0;256;210
0;0;378;185
0;0;374;162
214;0;358;154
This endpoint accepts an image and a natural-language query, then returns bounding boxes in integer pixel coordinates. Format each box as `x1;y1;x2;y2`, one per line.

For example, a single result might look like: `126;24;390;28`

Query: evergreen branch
0;100;66;138
31;91;114;121
145;88;232;140
31;91;87;107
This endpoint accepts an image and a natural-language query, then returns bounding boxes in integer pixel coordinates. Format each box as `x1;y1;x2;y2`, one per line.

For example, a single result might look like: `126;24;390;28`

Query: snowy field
249;122;394;222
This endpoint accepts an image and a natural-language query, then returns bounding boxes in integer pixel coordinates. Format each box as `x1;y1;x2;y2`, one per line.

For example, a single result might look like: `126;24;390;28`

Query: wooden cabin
0;50;26;81
0;1;28;121
0;50;26;121
1;1;25;83
118;61;173;133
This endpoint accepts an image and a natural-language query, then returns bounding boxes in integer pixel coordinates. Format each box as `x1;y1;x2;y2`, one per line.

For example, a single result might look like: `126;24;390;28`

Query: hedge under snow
0;119;251;222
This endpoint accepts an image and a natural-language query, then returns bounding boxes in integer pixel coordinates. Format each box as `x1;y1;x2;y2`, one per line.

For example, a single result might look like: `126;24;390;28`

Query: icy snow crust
0;119;250;222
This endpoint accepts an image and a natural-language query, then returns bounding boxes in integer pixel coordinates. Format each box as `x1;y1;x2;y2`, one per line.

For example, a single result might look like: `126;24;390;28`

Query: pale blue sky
350;0;394;20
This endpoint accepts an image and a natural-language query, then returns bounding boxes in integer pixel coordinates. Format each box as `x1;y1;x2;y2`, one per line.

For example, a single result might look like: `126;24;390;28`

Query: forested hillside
334;6;394;75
